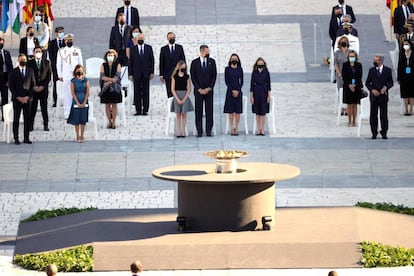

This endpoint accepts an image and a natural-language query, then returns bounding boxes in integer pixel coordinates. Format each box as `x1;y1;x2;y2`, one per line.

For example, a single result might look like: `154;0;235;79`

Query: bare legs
347;104;358;126
228;113;240;135
256;114;266;135
105;103;118;128
176;112;187;137
404;98;414;115
74;124;86;142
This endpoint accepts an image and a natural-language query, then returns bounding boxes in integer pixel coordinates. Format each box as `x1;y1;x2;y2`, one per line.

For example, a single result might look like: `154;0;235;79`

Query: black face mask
231;60;239;65
205;53;210;59
336;13;342;18
0;43;3;50
257;65;265;69
76;71;83;77
125;1;131;6
66;41;73;48
29;32;34;37
373;62;379;67
119;20;125;26
339;0;344;4
180;68;186;73
138;39;144;45
19;61;27;67
169;38;175;45
340;42;347;48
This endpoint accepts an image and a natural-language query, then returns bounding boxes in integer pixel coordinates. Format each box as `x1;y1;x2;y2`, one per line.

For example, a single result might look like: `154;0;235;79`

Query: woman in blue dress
223;53;243;135
250;57;271;136
67;64;90;142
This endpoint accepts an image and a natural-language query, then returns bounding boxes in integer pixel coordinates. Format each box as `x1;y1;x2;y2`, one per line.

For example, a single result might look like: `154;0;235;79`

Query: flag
37;0;53;21
9;0;23;34
387;0;401;26
23;0;34;24
1;0;9;32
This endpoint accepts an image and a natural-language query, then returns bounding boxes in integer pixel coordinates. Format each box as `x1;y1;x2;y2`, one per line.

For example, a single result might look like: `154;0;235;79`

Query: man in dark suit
331;0;356;23
394;0;414;40
8;54;36;144
159;32;186;98
128;32;154;115
19;26;39;60
110;13;131;66
0;37;14;121
28;46;52;131
365;55;394;140
115;0;140;29
190;45;217;137
48;26;65;107
329;6;343;47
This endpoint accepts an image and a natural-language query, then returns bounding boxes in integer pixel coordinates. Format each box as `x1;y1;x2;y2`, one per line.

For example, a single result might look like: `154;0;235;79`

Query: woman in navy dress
342;50;363;127
100;49;122;129
250;57;271;136
67;64;90;143
223;53;243;135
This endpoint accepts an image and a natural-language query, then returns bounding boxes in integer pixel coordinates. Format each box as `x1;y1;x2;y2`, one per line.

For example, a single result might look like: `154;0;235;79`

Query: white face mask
107;56;114;62
35;52;43;59
132;32;139;38
58;32;65;39
35;15;41;22
403;44;411;50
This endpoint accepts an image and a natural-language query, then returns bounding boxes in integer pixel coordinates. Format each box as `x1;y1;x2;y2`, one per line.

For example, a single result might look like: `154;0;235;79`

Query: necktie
21;69;25;78
203;60;206;69
0;51;4;74
37;60;40;68
120;26;124;36
140;47;143;57
36;24;39;31
376;68;381;77
126;7;129;25
405;6;410;20
170;46;174;57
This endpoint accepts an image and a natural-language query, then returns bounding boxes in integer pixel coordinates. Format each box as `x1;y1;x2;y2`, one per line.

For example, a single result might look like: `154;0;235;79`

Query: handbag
98;81;122;97
358;89;368;99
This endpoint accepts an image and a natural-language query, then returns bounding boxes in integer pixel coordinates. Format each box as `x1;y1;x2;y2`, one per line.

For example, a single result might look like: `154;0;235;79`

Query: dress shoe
197;133;202;137
206;133;212;137
52;103;56;107
143;112;148;116
23;140;32;144
134;112;141;116
43;125;49;131
14;140;20;145
380;131;387;139
371;135;377;139
29;126;34;131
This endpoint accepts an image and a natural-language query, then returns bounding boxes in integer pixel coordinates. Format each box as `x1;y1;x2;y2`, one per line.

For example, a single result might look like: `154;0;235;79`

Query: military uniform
56;34;83;118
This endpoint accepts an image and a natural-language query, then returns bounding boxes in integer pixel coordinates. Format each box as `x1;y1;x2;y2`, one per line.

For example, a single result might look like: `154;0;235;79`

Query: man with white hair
56;34;83;119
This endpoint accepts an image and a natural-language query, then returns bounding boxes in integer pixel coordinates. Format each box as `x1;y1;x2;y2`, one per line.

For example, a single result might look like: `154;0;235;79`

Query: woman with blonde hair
170;60;193;138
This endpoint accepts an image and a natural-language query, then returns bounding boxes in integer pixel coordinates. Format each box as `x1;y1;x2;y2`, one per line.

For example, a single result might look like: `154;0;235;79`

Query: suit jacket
394;4;414;35
159;44;186;78
128;44;154;79
19;37;40;56
331;4;356;23
397;51;414;83
190;57;217;92
329;16;343;42
115;6;140;28
8;67;36;100
27;59;52;88
109;24;132;53
0;49;14;73
365;65;393;99
48;38;66;70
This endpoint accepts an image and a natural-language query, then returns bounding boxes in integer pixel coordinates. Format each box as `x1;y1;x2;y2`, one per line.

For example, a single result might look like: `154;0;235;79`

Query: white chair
2;103;13;143
336;88;347;126
224;95;248;135
165;97;188;136
88;102;99;140
85;57;104;79
357;97;370;137
252;95;276;135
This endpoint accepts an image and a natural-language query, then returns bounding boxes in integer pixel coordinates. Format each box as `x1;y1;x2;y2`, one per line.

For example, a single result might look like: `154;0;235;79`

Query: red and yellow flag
38;0;53;21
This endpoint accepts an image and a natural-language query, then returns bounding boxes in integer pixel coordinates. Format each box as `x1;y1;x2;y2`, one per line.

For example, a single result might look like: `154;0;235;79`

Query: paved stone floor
1;0;414;275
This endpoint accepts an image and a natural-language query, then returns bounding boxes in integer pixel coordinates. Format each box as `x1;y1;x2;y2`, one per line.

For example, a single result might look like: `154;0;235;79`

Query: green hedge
361;241;414;268
355;202;414;216
22;207;97;223
13;245;93;272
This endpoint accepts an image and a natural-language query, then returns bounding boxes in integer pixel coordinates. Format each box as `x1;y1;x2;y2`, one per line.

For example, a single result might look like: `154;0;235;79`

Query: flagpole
10;0;13;46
